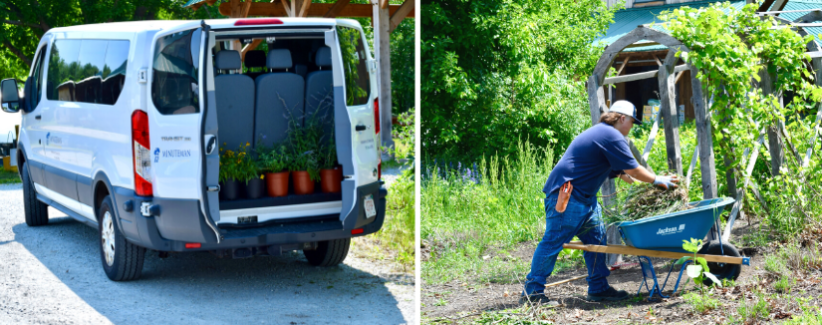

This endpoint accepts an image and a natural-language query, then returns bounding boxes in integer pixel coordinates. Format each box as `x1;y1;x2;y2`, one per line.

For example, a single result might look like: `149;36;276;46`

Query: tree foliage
421;0;619;161
660;3;822;234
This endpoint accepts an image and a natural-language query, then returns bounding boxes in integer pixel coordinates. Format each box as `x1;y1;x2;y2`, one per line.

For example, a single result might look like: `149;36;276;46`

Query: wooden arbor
588;26;716;209
186;0;416;150
592;20;822;242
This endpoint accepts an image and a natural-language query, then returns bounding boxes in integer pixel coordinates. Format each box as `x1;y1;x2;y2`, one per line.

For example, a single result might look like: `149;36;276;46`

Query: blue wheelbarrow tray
618;197;736;253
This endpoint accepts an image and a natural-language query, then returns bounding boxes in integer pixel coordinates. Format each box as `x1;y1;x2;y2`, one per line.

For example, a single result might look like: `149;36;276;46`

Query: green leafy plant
682;291;720;313
382;108;414;163
286;111;321;182
318;136;337;170
258;144;292;174
219;142;258;184
676;238;721;288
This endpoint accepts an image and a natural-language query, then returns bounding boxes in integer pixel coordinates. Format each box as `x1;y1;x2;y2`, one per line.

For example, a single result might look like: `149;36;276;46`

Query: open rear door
199;23;222;242
327;24;380;229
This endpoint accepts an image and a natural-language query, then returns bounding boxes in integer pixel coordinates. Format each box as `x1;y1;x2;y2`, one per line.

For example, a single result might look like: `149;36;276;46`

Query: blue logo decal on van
154;148;160;163
46;132;50;145
161;149;191;158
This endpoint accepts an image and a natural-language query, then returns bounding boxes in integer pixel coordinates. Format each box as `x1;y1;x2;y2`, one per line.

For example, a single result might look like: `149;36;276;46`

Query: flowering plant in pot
259;144;292;197
218;143;258;200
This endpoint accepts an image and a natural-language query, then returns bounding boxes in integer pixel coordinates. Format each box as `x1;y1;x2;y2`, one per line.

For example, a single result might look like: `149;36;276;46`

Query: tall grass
422;141;567;284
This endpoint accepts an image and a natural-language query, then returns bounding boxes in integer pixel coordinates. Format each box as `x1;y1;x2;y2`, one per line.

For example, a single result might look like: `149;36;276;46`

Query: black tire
303;238;350;266
98;195;145;281
21;163;48;227
698;240;742;286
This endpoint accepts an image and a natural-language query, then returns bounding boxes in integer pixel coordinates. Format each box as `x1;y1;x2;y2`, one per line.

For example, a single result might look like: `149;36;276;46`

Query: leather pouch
555;182;573;213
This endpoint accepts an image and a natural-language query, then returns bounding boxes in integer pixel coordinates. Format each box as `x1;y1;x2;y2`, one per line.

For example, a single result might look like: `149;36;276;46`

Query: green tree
422;0;619;161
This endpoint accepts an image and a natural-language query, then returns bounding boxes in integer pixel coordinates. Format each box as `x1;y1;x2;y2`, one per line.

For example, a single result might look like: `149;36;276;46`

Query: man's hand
653;175;679;189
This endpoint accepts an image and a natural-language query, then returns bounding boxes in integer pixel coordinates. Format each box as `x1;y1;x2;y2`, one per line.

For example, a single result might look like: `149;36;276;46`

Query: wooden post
658;50;683;175
690;66;718;199
759;68;783;176
373;0;393;152
587;75;617;211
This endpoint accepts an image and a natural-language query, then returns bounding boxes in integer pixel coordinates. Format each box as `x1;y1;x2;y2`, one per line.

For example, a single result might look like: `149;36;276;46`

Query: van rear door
330;22;380;227
147;23;221;242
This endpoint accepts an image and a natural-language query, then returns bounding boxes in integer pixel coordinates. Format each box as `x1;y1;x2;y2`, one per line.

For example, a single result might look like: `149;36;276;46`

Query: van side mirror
1;79;21;113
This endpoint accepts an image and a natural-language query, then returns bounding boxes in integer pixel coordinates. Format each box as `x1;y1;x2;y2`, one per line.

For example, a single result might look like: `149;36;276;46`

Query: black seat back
255;49;305;148
305;46;334;139
214;50;255;150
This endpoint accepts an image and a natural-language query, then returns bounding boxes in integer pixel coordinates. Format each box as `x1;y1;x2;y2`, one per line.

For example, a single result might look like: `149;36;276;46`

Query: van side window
30;46;47;108
336;26;371;106
152;29;201;115
46;39;130;105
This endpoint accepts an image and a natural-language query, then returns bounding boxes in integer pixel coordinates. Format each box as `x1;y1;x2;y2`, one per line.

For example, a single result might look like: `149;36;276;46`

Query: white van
1;18;386;281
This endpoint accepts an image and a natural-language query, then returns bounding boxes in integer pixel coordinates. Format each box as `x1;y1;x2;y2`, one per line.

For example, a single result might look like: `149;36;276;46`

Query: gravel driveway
0;184;415;324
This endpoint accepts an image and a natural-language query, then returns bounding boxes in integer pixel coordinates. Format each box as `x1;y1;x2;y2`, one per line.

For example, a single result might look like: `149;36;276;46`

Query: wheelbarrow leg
637;256;669;300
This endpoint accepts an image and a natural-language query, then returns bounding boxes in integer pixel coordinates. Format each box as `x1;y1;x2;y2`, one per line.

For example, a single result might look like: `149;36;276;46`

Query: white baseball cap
609;100;641;124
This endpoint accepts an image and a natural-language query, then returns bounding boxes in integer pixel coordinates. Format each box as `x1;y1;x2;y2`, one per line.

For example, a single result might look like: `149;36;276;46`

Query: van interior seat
305;46;334;139
214;50;256;151
244;50;266;80
255;49;305;148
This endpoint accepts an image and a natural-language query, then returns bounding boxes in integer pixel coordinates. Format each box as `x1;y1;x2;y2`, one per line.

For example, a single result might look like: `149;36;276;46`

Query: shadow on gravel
13;211;408;325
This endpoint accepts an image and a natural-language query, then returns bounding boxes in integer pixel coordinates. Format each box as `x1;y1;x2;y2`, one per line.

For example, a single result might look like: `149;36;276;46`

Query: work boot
519;293;560;306
586;286;630;302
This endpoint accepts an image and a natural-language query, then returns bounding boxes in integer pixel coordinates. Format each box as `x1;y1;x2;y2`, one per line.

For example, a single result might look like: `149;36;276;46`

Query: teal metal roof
183;0;204;7
597;0;746;52
770;0;822;45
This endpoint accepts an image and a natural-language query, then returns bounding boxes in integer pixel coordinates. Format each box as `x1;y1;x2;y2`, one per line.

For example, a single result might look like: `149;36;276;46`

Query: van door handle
35;115;41;120
355;125;366;131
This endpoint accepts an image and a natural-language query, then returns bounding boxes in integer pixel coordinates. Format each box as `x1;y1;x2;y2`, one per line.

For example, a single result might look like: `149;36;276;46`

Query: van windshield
152;29;201;115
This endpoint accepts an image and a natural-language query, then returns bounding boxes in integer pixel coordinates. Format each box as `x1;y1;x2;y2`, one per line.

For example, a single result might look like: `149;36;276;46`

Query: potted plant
260;144;292;197
219;143;258;200
218;146;242;200
318;136;342;193
288;124;321;195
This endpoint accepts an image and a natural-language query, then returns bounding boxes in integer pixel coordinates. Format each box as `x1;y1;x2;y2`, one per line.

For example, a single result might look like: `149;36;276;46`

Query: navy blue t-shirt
543;122;639;205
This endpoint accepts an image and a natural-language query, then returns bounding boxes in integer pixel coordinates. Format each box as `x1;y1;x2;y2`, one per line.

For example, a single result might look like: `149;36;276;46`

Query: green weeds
682;291;720;313
422;141;585;284
0;169;19;184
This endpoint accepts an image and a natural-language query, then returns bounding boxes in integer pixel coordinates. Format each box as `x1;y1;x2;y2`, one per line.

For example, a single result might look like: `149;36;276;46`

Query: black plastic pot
246;177;265;199
220;178;242;201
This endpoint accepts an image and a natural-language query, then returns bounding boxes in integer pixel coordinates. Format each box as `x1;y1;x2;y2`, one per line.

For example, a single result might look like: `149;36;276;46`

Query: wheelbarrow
562;197;749;299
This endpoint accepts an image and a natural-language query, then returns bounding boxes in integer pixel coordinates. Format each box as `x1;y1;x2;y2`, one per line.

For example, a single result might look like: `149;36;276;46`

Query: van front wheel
98;196;145;281
304;238;350;266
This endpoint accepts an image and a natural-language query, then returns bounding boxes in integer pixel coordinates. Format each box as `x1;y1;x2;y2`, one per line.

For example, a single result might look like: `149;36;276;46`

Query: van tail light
132;110;153;197
378;162;382;180
374;98;380;135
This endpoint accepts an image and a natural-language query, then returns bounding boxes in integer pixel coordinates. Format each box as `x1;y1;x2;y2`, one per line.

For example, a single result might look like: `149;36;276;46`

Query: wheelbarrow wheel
698;240;742;286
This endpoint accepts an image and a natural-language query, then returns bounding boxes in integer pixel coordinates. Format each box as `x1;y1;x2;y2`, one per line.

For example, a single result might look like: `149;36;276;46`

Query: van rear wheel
22;163;48;227
304;238;350;266
98;195;145;281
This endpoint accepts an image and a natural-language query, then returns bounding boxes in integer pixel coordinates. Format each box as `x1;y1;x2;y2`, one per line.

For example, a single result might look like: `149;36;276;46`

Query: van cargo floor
219;192;342;210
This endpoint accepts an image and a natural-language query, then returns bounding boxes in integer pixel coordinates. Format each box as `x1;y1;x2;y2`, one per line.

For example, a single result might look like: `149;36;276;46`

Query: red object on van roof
234;19;284;26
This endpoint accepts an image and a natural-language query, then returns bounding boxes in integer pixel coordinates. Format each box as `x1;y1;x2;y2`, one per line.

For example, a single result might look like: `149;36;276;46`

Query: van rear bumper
111;182;387;252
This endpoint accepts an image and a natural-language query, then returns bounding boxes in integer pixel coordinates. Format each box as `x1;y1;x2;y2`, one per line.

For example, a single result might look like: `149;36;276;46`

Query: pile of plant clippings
618;179;690;222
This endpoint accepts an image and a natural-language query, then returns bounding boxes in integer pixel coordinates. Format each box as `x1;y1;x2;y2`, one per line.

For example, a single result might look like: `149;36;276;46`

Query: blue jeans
524;193;611;295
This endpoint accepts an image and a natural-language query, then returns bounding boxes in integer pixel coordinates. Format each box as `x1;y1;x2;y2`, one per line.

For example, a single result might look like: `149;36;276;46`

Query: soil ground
422;219;822;324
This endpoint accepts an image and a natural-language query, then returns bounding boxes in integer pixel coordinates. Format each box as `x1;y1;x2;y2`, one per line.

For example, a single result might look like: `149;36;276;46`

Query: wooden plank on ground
562;243;747;265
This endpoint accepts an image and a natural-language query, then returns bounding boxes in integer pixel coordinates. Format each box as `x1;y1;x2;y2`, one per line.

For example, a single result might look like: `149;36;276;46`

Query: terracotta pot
320;167;342;193
220;178;241;200
246;177;265;199
265;171;290;197
292;171;315;195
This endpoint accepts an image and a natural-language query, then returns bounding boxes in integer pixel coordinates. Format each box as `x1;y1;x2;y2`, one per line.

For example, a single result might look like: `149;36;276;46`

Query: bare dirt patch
422;218;822;324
